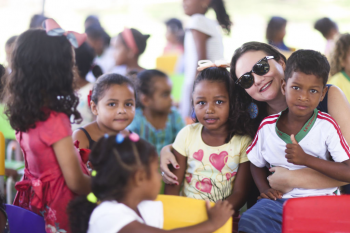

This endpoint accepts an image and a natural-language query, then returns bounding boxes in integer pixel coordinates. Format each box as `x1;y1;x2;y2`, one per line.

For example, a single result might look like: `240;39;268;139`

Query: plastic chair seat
282;195;350;233
156;195;232;233
6;204;46;233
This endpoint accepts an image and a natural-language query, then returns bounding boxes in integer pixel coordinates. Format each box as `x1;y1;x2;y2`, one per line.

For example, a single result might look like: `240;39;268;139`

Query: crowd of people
0;0;350;233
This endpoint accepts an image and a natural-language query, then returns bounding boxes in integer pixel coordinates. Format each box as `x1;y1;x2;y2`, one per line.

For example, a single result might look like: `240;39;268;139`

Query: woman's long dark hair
68;135;157;233
3;29;82;132
192;67;256;140
230;42;287;133
209;0;232;35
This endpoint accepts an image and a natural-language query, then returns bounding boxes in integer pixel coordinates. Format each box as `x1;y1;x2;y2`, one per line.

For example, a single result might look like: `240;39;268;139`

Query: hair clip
91;170;97;177
129;132;140;142
104;134;108;138
197;60;230;71
88;90;92;107
116;134;124;144
87;192;98;204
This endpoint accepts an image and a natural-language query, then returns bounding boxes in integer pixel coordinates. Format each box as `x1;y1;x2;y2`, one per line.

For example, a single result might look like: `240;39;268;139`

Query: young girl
68;134;233;233
128;69;185;154
111;28;150;76
314;17;339;58
180;0;231;118
164;62;253;231
329;33;350;103
2;20;90;232
72;42;103;131
73;73;136;149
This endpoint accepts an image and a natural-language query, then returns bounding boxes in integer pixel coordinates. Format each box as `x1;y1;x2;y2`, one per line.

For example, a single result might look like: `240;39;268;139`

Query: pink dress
14;112;89;233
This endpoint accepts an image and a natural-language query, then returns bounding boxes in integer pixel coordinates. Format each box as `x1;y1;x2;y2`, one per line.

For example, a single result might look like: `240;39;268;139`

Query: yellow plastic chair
0;132;6;195
156;195;232;233
156;55;179;75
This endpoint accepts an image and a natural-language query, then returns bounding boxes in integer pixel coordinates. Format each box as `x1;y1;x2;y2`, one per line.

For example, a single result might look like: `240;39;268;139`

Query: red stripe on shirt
317;112;350;158
318;111;350;152
246;118;278;154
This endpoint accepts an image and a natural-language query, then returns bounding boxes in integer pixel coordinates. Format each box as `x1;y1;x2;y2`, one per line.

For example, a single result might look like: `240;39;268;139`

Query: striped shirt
247;109;350;198
127;107;185;154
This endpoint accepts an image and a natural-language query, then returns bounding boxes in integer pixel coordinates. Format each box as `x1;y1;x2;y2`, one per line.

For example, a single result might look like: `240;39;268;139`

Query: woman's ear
278;58;286;71
91;101;98;116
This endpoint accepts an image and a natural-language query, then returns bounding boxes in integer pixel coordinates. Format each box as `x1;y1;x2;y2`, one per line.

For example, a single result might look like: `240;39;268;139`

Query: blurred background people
164;18;184;55
29;14;47;29
4;36;17;74
329;33;350;102
314;17;339;58
266;16;293;52
180;0;231;119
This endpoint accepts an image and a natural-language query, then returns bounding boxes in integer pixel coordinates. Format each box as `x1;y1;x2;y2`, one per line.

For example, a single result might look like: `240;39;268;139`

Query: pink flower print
209;151;228;172
46;224;57;233
185;174;192;183
193;149;204;162
47;207;57;222
225;172;237;180
195;178;212;193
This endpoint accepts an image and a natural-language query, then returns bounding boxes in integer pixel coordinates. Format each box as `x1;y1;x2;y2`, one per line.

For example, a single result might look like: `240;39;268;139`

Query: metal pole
42;0;46;16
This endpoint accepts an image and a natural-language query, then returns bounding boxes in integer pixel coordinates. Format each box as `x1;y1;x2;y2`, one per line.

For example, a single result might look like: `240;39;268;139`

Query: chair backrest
156;195;232;233
5;204;46;233
156;55;179;75
282;195;350;233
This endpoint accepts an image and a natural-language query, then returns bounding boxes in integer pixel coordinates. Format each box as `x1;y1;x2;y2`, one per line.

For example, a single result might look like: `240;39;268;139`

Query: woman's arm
53;136;91;195
164;149;187;194
270;86;350;191
120;200;233;233
226;162;253;211
160;145;180;184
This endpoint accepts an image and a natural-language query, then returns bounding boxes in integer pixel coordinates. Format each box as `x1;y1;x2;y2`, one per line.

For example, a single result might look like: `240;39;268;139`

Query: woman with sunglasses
160;41;350;199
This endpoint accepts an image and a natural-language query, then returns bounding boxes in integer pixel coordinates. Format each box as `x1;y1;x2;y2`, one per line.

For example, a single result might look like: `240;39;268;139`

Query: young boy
238;50;350;233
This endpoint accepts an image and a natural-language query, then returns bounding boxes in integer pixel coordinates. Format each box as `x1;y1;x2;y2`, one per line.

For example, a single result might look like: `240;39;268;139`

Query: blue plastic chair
5;204;46;233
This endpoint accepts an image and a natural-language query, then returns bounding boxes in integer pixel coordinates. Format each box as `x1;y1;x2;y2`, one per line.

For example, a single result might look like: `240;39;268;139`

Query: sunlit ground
0;0;350;68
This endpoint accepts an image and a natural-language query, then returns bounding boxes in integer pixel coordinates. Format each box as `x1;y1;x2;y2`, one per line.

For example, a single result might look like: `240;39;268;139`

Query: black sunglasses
235;56;274;89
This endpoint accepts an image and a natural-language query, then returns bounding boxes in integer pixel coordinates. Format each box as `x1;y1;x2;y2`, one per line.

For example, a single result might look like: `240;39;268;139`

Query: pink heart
193;149;204;162
185;174;192;183
225;172;237;180
209;151;228;172
195;178;212;193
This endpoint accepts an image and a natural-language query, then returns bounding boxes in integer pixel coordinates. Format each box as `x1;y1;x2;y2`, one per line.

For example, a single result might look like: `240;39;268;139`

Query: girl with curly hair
328;33;350;102
2;21;91;232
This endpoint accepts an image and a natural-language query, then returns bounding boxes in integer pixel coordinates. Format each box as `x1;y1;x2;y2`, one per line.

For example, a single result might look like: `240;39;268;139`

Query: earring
248;101;258;119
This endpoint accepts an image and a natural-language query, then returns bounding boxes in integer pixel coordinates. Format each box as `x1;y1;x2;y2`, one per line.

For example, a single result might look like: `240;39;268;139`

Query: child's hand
206;200;234;229
285;134;309;165
258;188;283;200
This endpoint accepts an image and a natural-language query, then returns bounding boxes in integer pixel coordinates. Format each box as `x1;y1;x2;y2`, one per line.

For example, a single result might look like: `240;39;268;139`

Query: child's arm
226;161;253;211
119;200;234;233
251;163;283;200
53;136;91;195
268;167;348;193
286;134;350;183
72;129;90;149
163;149;187;195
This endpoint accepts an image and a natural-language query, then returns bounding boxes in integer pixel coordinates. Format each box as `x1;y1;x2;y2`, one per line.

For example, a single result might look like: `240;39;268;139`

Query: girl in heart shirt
164;61;254;231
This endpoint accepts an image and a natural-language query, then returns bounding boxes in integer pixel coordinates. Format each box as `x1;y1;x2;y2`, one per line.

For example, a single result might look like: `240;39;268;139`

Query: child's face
113;35;131;66
92;83;135;133
165;27;177;44
144;158;162;200
341;48;350;74
192;80;230;131
282;72;327;117
144;77;173;114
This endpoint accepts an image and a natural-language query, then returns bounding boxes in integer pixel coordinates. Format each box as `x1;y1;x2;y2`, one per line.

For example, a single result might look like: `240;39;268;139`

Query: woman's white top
180;13;224;118
87;200;164;233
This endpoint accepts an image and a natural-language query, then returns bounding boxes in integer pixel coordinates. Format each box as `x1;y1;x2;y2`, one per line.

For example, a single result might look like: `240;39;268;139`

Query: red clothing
14;112;89;233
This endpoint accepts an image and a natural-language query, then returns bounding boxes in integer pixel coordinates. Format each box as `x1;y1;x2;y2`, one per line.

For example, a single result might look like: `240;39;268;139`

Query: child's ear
133;168;147;187
140;94;150;107
90;101;98;116
320;85;328;101
281;79;287;95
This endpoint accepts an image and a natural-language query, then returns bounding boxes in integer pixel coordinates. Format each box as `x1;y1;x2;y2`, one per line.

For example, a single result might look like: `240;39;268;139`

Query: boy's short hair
284;49;330;86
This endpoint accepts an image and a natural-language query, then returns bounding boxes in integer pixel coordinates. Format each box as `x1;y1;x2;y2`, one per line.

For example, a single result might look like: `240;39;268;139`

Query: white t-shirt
88;47;115;83
247;109;350;198
88;200;163;233
180;14;224;118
